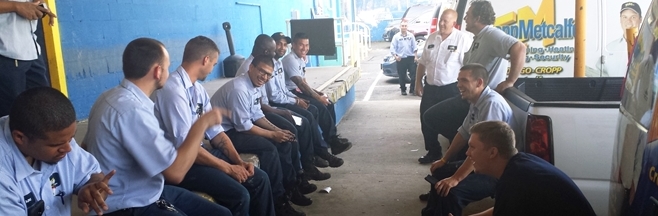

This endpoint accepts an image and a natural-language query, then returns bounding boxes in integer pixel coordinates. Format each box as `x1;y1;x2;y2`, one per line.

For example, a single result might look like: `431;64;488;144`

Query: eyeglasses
254;66;274;79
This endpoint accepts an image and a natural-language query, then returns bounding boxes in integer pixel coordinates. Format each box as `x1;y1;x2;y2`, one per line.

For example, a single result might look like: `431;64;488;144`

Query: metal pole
574;0;586;77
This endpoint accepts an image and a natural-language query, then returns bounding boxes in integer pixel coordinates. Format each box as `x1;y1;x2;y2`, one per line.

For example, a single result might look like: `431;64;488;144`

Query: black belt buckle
155;199;178;213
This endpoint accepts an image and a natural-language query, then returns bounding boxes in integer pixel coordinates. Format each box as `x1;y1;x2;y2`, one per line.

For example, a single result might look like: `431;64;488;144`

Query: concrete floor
70;42;492;216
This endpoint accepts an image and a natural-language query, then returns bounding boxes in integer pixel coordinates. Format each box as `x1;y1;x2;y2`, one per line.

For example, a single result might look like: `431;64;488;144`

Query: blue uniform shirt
0;116;101;216
152;66;224;147
458;86;513;140
84;79;177;213
267;58;297;104
282;52;306;91
389;31;417;58
210;74;265;132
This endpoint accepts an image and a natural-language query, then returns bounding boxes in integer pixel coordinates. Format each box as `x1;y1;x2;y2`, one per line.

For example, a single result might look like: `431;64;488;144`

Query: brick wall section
55;0;313;119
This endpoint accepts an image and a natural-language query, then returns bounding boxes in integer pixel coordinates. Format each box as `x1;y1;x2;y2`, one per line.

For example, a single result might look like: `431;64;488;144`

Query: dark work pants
265;112;315;172
271;102;330;150
422;161;497;216
0;54;49;117
105;185;231;216
174;149;275;216
420;83;460;155
423;95;470;160
396;56;417;91
225;129;287;198
291;90;338;141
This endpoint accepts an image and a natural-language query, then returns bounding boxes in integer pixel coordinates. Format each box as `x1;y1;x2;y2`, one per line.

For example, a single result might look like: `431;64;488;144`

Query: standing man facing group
390;20;418;95
415;9;473;164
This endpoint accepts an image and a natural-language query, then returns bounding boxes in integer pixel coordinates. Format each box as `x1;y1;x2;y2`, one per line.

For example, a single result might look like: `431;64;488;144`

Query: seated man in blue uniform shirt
421;63;513;216
466;121;596;216
211;55;306;216
0;87;114;216
151;36;275;216
84;38;231;216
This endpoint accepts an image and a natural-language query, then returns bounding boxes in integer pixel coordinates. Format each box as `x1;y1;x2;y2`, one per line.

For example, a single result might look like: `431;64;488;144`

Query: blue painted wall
56;0;314;119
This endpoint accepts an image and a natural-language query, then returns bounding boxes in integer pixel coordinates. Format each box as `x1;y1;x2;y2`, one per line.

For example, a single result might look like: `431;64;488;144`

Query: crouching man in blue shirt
0;87;115;215
465;121;596;216
84;38;231;216
152;36;275;216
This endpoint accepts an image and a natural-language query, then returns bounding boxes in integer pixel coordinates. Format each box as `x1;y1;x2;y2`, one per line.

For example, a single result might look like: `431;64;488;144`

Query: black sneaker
418;152;442;164
419;192;430;201
299;178;317;194
314;156;329;168
401;89;407;95
289;187;313;206
318;151;344;168
304;165;331;181
330;139;352;155
275;199;306;216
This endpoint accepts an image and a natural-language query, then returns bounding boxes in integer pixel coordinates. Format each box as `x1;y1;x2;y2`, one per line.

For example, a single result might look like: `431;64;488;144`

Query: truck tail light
430;18;438;34
526;114;554;164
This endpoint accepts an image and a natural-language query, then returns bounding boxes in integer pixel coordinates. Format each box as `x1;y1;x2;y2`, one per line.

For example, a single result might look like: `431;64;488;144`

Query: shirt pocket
439;50;461;65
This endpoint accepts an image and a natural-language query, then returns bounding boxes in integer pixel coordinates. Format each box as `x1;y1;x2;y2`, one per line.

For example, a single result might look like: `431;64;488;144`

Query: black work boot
275;196;306;216
298;173;317;194
289;186;313;206
401;88;408;95
329;136;353;155
304;164;331;181
313;155;329;168
318;149;344;168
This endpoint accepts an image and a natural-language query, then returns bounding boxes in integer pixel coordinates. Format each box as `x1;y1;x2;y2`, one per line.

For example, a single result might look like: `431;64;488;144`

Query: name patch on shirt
254;98;259;105
448;45;457;52
24;192;37;207
470;42;480;51
427;44;435;49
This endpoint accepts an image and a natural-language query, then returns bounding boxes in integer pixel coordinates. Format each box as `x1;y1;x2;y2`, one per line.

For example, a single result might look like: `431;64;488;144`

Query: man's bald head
439;9;458;36
251;34;276;58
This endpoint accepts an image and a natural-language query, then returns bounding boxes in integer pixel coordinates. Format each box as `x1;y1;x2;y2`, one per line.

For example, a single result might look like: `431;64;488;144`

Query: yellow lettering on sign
495;0;558;47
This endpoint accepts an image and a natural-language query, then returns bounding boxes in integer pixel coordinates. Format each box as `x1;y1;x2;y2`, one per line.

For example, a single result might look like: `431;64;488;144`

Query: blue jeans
105;185;231;216
174;148;275;216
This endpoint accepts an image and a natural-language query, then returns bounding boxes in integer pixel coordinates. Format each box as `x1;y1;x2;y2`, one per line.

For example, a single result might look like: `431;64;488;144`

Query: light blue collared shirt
282;52;306;90
84;79;177;213
210;74;265;132
152;66;224;148
458;86;513;140
0;116;101;216
389;31;417;58
267;58;296;104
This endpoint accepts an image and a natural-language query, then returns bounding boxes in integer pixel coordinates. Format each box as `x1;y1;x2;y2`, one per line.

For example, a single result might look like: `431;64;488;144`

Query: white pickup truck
503;77;623;216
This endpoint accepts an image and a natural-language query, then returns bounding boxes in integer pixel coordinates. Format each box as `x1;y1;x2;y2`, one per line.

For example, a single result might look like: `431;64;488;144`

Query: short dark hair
183;36;219;62
251;34;275;56
9;87;76;139
470;0;496;25
292;32;309;44
122;38;166;79
460;63;489;85
251;55;274;68
470;121;516;159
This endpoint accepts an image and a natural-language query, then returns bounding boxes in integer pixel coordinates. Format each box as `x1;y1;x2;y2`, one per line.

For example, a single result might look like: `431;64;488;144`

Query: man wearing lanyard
390;20;418;95
415;9;473;164
152;36;275;216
